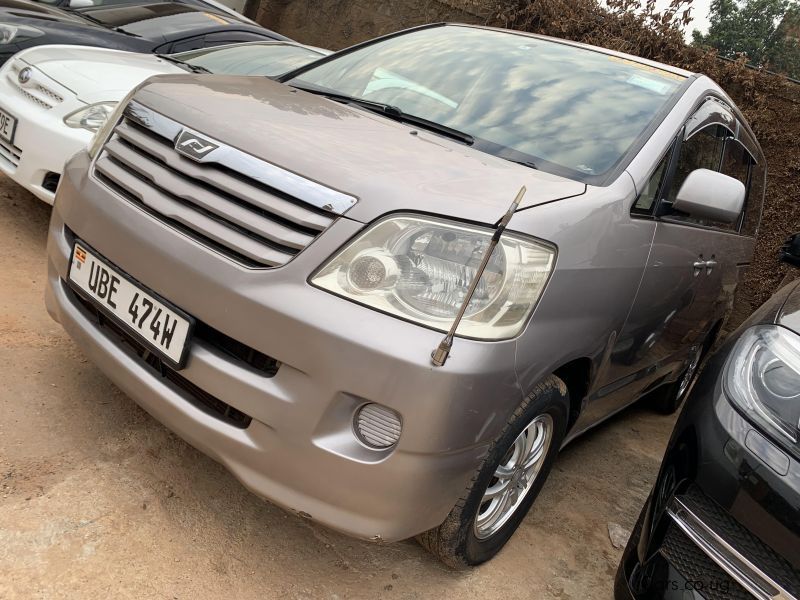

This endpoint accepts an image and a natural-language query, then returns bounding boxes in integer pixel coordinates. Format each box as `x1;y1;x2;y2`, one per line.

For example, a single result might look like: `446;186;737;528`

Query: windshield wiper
505;158;538;171
76;11;140;36
291;84;474;146
155;54;212;74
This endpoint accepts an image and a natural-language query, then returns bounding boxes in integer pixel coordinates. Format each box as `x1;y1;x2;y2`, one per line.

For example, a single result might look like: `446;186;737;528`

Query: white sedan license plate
0;106;17;144
68;243;193;367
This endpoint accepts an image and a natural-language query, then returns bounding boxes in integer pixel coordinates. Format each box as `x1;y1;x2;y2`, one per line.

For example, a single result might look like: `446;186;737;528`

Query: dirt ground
0;173;679;599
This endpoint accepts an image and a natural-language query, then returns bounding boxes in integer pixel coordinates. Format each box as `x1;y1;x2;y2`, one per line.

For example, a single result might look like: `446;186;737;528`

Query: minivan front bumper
45;150;527;542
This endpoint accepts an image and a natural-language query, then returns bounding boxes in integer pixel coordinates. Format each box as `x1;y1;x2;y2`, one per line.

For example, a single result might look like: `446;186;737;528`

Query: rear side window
740;156;765;237
721;138;751;186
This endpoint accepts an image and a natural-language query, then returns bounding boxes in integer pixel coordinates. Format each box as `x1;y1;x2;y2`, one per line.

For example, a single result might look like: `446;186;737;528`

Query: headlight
724;325;800;459
0;24;44;45
64;102;118;133
311;215;555;339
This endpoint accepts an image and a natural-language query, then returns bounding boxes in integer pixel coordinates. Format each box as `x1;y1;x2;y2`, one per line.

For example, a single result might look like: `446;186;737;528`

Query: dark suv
616;235;800;599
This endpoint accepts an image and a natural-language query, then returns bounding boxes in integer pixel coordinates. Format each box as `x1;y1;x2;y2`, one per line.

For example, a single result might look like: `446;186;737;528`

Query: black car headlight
0;24;44;45
724;325;800;459
311;215;555;340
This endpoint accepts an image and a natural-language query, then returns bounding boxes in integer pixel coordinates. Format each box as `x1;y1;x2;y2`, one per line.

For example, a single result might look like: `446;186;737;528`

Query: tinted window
167;36;207;53
721;138;751;187
176;43;324;76
741;156;766;237
666;124;743;231
667;125;726;206
287;26;686;183
632;154;669;215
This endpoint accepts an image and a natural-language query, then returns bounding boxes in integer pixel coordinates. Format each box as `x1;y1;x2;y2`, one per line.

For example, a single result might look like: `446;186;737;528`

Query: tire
416;375;569;568
649;343;703;415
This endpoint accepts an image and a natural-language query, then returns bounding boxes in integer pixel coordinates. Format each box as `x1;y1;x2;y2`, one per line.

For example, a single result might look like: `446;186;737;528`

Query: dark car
0;0;287;64
616;234;800;599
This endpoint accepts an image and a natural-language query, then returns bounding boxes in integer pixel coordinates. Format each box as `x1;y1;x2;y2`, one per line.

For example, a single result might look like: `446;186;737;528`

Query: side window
666;124;726;205
632;154;669;216
166;36;208;54
202;31;277;46
664;124;740;231
721;138;751;186
740;157;765;237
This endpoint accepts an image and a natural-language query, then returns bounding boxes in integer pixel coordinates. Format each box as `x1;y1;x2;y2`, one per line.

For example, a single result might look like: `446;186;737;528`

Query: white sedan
0;41;329;203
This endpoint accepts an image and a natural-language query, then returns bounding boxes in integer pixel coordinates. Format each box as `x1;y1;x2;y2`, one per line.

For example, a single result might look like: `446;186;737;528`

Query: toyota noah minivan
44;24;766;567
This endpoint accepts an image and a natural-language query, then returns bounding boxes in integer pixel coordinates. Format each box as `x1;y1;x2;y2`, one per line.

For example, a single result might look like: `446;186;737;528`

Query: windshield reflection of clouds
291;26;683;181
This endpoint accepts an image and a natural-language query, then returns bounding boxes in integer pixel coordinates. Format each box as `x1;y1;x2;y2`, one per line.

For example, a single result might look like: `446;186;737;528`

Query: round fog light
354;403;402;449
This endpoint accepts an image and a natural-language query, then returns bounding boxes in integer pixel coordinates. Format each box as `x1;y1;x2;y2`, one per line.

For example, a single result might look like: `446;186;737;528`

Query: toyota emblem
18;67;32;85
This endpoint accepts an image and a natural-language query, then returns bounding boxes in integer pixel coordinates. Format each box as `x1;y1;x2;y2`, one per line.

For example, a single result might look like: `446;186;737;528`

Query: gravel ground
0;174;678;599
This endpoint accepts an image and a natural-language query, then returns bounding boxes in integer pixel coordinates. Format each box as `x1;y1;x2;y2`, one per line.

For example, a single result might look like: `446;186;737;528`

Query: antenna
431;186;527;367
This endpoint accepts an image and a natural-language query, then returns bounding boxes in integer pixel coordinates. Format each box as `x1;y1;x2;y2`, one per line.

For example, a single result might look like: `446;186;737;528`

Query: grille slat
0;136;22;169
94;103;354;268
114;121;333;232
5;66;63;109
103;138;316;251
95;156;293;267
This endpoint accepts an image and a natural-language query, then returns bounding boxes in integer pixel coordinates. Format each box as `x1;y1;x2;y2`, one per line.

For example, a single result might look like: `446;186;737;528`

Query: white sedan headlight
311;215;555;339
64;102;118;133
724;325;800;459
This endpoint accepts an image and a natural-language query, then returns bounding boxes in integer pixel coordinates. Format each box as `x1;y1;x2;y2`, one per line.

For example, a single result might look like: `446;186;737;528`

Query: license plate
68;242;194;368
0;106;17;144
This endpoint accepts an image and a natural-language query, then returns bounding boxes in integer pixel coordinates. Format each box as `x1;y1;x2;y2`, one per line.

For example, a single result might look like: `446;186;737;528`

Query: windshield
174;43;326;76
285;26;687;182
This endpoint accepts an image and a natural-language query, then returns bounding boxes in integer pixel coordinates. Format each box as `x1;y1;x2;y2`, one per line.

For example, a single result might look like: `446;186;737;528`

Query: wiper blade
505;158;538;171
291;84;474;146
156;54;212;74
77;12;140;36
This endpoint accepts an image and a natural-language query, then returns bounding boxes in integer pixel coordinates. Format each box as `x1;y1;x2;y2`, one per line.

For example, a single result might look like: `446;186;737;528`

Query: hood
0;0;144;52
777;280;800;334
18;45;183;101
132;75;587;225
0;0;80;22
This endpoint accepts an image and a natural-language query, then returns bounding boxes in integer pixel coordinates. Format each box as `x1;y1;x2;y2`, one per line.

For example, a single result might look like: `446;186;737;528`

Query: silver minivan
44;23;765;567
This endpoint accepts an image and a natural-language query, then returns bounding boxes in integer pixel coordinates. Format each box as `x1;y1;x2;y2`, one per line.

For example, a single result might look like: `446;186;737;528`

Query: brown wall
256;0;485;49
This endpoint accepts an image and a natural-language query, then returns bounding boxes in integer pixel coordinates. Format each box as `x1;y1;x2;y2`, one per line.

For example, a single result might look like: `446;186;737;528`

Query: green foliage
692;0;800;78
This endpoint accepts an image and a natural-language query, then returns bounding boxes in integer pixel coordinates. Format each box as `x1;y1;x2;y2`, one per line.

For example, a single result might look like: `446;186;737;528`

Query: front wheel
417;375;568;568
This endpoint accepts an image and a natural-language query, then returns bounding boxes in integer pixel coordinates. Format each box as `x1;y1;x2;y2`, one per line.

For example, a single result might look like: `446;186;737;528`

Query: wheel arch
553;357;592;434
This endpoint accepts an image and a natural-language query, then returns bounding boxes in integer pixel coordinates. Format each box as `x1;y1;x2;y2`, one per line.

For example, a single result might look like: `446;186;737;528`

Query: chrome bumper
667;498;797;600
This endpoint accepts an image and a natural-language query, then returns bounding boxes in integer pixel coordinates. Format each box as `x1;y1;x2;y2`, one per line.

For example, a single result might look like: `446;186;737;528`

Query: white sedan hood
18;45;185;104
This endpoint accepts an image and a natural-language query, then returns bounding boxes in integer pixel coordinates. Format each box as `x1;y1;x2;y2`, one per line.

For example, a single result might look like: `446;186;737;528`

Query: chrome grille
11;81;52;109
35;84;63;104
5;64;64;110
93;101;356;268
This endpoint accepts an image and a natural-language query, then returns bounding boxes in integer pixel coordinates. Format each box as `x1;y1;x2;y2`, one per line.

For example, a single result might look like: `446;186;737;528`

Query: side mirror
780;233;800;268
672;168;745;224
69;0;95;8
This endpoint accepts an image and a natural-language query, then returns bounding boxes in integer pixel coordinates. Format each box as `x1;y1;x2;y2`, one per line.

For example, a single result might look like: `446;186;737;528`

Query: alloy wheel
474;414;554;540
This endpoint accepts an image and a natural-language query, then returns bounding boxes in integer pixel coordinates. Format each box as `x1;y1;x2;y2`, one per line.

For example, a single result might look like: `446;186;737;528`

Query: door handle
693;260;706;276
705;259;717;275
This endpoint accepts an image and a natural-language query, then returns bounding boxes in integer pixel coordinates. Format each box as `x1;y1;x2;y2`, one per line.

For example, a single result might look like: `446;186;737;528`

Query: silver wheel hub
678;345;702;399
474;413;554;540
